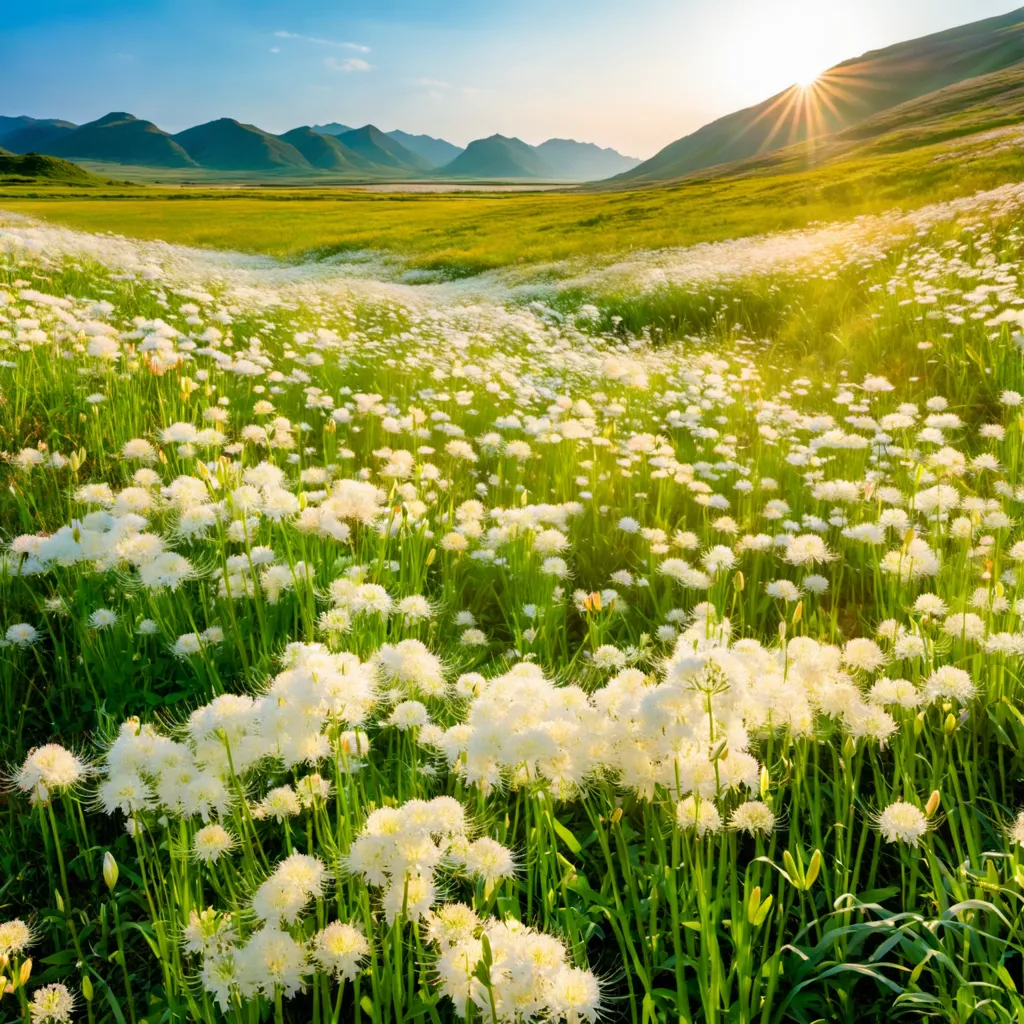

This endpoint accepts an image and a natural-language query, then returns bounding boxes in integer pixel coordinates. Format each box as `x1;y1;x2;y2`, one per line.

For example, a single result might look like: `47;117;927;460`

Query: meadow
4;111;1024;281
5;127;1024;1024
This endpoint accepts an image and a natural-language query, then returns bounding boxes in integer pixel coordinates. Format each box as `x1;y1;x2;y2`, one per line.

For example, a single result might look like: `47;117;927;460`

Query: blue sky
1;0;1016;157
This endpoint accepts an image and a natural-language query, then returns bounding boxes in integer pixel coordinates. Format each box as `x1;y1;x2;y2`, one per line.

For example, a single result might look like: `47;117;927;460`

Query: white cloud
413;77;450;89
269;47;280;54
275;31;370;53
324;56;373;73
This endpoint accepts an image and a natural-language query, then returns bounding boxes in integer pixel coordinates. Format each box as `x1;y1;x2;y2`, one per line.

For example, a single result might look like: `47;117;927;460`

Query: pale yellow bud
103;851;119;890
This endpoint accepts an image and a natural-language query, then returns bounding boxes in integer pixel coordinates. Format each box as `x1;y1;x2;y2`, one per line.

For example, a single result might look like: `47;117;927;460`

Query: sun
795;68;822;89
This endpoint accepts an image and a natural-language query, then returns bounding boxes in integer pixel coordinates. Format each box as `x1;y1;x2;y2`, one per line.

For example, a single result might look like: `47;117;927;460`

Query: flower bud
782;850;802;887
746;885;762;924
944;713;957;735
804;849;822;889
925;790;941;817
82;975;94;1002
734;571;745;592
792;601;803;625
103;851;119;891
752;893;773;927
18;959;31;986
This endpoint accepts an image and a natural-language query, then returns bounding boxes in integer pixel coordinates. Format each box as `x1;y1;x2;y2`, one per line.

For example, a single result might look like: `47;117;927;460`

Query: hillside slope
311;122;354;137
616;5;1024;183
1;122;78;154
438;134;552;178
536;138;641;180
173;119;310;171
277;127;375;172
47;113;196;168
335;125;430;172
0;150;102;183
0;115;76;138
386;130;463;168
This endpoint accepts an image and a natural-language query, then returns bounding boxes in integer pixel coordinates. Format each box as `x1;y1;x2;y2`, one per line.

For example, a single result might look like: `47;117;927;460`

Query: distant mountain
311;122;354;137
385;130;463;169
616;5;1024;184
277;126;374;172
0;116;35;137
312;124;463;169
46;112;196;168
535;139;641;180
0;115;76;138
0;112;634;182
437;134;552;179
335;125;430;172
0;120;78;155
173;118;309;171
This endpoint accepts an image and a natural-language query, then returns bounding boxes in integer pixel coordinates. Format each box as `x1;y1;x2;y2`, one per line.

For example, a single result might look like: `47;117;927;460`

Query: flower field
4;180;1024;1023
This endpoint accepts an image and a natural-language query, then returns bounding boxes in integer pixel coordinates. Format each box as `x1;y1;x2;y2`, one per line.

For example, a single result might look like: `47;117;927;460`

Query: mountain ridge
42;112;196;168
615;5;1024;184
437;134;552;179
172;118;309;171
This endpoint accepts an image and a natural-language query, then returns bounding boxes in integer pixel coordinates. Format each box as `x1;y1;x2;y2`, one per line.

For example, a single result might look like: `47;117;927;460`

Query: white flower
729;801;775;836
89;608;117;630
5;623;40;647
876;801;928;846
193;824;236;863
784;534;831;566
312;922;370;982
28;983;75;1024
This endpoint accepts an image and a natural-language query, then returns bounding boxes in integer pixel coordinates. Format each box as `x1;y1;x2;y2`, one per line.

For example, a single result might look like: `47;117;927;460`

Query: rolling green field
4;112;1024;278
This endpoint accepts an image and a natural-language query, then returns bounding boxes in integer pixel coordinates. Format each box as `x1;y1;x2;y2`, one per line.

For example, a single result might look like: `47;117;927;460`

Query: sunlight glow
795;68;822;89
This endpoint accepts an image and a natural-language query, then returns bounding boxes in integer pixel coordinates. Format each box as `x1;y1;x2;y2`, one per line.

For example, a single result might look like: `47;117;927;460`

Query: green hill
616;6;1024;184
834;60;1024;150
310;122;354;137
276;126;374;172
642;59;1024;189
1;121;77;154
0;115;76;139
0;150;102;183
386;130;463;169
173;118;310;171
46;112;196;168
438;134;552;178
535;138;641;180
335;125;430;173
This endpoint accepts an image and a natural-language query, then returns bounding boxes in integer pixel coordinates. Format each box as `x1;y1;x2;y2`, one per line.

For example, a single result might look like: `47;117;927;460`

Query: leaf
40;951;78;966
996;965;1018;992
85;970;127;1024
548;814;582;855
